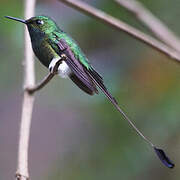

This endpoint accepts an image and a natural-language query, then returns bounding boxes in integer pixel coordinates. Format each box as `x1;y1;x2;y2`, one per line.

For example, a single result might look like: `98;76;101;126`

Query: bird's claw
49;55;67;74
60;53;67;59
48;57;61;74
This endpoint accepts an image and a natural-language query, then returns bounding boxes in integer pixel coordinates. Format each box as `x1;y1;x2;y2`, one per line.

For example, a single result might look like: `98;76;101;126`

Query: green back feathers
53;31;91;69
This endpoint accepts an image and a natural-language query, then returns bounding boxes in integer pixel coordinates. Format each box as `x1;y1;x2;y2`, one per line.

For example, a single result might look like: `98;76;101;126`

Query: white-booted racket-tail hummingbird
5;15;174;168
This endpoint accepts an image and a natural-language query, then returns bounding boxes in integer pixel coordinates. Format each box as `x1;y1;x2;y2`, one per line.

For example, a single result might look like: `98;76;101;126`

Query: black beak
5;16;26;24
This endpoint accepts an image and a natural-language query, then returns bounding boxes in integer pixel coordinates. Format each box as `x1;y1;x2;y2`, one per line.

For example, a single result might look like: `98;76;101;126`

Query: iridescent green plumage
27;16;90;69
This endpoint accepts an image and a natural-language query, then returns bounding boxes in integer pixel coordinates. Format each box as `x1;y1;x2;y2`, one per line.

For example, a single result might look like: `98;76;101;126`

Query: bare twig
115;0;180;52
26;73;55;94
26;58;63;94
59;0;180;63
16;0;36;180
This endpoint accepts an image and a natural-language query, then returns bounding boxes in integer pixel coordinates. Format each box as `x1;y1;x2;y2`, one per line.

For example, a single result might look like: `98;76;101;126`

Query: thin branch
26;73;55;94
26;58;63;94
115;0;180;52
16;0;36;180
59;0;180;63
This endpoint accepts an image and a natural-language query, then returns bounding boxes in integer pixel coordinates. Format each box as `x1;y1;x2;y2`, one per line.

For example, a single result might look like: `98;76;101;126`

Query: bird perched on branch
5;15;174;168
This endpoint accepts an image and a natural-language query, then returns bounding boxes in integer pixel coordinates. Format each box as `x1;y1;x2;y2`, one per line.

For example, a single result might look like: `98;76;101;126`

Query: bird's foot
49;57;61;74
60;53;67;59
49;54;67;74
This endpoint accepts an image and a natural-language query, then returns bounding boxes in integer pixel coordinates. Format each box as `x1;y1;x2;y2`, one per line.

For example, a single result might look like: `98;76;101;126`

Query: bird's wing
51;38;98;94
51;36;118;102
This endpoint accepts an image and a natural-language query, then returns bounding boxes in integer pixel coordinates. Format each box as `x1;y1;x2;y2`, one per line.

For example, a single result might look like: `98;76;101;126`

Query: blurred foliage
1;0;180;180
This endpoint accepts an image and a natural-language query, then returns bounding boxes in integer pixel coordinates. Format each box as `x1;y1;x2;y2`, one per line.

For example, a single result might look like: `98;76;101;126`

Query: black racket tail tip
154;147;175;168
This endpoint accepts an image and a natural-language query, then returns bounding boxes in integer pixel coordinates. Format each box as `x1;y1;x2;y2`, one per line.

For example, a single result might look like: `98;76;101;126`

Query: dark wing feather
56;39;98;95
65;56;98;94
57;38;117;102
69;73;94;95
57;38;118;104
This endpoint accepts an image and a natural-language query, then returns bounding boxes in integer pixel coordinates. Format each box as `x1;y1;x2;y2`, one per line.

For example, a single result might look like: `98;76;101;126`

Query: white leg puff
58;61;71;78
49;57;61;73
49;57;71;78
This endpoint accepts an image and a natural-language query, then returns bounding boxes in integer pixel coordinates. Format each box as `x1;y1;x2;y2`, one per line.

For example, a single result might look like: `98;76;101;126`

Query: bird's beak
5;16;26;24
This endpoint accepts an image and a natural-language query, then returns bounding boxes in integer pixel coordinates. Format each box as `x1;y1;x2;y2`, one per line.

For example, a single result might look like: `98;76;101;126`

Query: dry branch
26;73;55;94
16;0;36;180
115;0;180;52
26;58;64;94
59;0;180;63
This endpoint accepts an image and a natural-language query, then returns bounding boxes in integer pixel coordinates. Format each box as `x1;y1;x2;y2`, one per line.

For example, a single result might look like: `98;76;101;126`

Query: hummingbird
5;15;174;168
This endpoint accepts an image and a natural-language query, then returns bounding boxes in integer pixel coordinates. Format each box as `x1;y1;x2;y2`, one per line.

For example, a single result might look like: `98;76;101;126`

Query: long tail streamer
88;69;174;168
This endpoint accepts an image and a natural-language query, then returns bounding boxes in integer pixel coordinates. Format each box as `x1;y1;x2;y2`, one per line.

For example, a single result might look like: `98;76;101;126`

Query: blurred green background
1;0;180;179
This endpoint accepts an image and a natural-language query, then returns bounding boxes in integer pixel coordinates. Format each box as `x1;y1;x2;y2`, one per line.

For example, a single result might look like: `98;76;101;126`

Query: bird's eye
36;20;44;25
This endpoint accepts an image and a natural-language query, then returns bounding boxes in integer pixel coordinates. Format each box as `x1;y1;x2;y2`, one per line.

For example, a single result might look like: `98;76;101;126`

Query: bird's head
5;15;59;35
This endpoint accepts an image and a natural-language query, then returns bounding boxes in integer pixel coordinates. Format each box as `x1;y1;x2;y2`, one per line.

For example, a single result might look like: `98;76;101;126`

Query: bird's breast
32;39;57;68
